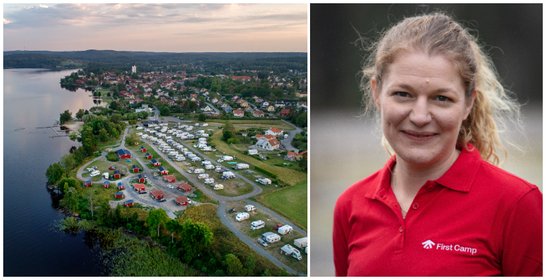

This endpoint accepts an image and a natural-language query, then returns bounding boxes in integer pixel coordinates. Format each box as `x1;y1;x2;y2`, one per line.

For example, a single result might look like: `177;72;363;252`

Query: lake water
4;69;105;276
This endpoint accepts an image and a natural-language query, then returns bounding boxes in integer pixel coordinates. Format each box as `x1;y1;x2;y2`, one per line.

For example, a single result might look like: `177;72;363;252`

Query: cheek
380;102;408;127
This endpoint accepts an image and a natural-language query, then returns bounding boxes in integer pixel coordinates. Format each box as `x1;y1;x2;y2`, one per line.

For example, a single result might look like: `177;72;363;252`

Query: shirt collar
371;144;482;198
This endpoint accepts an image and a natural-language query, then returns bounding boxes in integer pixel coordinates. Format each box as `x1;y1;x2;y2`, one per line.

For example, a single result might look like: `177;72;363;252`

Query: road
280;120;302;152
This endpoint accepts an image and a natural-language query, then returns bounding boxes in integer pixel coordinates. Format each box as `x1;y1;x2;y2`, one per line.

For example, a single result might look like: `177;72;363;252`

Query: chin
394;146;441;167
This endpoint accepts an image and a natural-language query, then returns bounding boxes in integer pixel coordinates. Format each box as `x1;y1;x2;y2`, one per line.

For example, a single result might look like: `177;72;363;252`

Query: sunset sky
3;3;307;52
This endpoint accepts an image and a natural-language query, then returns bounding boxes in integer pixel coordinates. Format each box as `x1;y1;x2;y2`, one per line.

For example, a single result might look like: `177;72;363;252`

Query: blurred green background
310;4;542;276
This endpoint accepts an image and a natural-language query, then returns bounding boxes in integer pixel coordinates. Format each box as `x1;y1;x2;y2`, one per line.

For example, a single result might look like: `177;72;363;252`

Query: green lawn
211;130;306;186
256;181;307;230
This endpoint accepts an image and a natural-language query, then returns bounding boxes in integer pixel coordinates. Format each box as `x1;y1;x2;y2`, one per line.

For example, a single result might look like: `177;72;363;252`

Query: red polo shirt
333;145;542;276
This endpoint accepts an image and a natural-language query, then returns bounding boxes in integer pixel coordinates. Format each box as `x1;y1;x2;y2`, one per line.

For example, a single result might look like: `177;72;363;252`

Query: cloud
3;3;307;52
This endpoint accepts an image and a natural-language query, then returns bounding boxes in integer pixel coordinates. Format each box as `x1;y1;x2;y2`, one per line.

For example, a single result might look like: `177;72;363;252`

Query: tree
46;162;65;185
166;219;182;243
109;101;120;111
125;133;139;147
60;154;77;171
178;220;213;263
198;113;207;122
60;110;72;125
147;209;169;238
62;183;79;214
224;253;245;276
222;122;236;142
75;109;85;120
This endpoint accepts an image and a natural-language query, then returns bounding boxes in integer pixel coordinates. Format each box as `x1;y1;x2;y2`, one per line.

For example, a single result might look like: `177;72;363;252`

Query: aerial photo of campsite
4;3;308;276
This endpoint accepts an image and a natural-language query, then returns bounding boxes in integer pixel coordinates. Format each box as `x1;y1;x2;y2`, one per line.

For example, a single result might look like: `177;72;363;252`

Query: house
266;105;276;112
133;183;146;194
163;175;176;183
123;200;134;207
256;138;280;151
145;153;153;160
117;182;125;190
177;182;192;193
266;127;284;136
140;146;147;153
285;151;303;161
151;159;161;167
252;110;265;118
103;181;111;188
175;196;189;206
84;180;92;187
150;189;165;201
114;191;124;199
158;166;169;175
233;109;245;118
137;174;146;183
132;165;140;173
280;108;291;117
231;75;252;82
116;149;132;159
113;170;121;179
248;149;258;155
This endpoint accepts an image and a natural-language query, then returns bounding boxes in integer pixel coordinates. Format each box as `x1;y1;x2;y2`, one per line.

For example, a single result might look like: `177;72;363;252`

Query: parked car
257;238;269;247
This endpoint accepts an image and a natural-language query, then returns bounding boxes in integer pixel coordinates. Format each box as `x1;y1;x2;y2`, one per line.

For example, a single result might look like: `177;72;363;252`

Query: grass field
208;119;294;130
210;130;306;186
256;181;307;230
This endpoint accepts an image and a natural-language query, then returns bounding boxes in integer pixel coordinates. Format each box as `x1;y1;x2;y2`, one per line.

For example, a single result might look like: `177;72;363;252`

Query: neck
394;149;459;187
391;149;460;215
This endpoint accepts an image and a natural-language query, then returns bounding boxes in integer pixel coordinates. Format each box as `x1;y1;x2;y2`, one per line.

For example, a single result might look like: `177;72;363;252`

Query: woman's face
372;51;474;169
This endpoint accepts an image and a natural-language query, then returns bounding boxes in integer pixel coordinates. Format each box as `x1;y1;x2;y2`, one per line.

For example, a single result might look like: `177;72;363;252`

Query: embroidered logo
421;239;478;255
422;240;435;249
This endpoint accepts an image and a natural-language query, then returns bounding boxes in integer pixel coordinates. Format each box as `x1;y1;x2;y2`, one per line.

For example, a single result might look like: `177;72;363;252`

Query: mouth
401;130;438;140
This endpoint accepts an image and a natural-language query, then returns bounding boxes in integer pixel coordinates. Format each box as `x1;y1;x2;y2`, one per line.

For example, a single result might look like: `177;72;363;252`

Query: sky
3;3;307;52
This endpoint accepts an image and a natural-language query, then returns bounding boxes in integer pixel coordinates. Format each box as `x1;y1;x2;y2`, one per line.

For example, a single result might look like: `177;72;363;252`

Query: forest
4;50;307;74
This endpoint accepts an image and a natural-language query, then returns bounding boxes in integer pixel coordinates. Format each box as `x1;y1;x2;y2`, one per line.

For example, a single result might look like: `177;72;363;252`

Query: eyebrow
390;83;458;95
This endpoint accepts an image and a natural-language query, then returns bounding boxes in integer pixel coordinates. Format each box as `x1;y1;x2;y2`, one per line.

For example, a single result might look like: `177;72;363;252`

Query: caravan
250;220;265;230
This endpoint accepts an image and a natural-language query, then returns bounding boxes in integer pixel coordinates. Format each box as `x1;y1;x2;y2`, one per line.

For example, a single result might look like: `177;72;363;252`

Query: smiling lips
401;130;438;140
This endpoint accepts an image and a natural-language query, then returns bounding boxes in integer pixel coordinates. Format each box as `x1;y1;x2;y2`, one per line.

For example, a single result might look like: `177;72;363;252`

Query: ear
371;78;381;109
463;89;476;120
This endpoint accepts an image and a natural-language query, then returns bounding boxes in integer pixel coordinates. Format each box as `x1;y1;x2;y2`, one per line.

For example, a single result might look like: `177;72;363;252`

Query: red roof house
145;153;153;160
175;196;189;206
280;108;291;117
177;182;192;193
133;183;146;194
233;109;245;118
137;174;146;183
163;175;176;183
140;146;147;153
132;165;140;173
150;189;165;201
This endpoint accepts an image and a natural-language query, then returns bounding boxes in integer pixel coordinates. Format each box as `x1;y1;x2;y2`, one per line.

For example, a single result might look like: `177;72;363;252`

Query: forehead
383;51;463;88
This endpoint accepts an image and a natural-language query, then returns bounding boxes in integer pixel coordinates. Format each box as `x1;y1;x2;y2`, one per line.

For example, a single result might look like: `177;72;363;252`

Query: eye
434;95;451;102
393;91;411;98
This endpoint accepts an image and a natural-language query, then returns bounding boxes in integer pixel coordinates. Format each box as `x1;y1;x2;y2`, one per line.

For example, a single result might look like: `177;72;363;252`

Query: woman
332;12;542;276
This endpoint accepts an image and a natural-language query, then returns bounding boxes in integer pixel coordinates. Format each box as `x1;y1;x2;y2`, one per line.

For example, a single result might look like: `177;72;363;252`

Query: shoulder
335;168;383;214
474;160;539;201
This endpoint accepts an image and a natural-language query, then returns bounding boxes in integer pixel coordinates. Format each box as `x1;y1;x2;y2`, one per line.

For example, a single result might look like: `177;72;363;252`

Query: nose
409;98;432;127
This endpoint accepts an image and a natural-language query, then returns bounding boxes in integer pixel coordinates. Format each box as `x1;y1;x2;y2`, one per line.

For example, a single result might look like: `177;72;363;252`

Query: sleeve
333;196;350;276
501;188;543;276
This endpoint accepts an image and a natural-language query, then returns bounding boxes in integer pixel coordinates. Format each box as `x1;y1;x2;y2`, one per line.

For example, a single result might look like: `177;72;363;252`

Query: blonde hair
360;12;520;165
